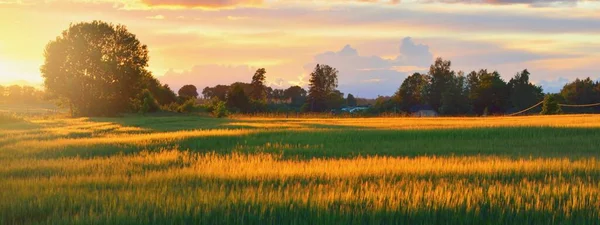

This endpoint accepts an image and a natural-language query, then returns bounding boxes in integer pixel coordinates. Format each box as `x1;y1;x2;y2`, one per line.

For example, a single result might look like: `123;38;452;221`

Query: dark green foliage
560;78;600;113
202;85;230;101
426;58;454;112
507;69;544;112
467;70;509;115
284;86;307;107
369;96;397;113
227;83;251;113
139;89;160;114
141;73;177;106
250;68;267;101
177;99;197;113
212;101;229;118
41;21;150;117
440;74;471;115
269;88;286;104
178;85;199;100
561;78;598;104
541;94;562;115
307;64;339;112
395;72;429;112
346;93;357;107
327;90;345;110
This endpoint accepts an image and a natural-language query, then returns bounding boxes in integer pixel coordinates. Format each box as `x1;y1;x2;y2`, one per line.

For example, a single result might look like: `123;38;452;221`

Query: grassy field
1;114;600;224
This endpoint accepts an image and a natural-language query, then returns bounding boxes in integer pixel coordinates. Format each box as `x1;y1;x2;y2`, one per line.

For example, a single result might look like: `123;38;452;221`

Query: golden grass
2;150;599;224
1;115;600;224
234;114;600;129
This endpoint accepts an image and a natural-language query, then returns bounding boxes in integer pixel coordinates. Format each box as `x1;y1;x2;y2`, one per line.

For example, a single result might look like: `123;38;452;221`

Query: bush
212;101;229;118
541;94;562;115
139;89;160;114
161;102;180;112
177;99;197;113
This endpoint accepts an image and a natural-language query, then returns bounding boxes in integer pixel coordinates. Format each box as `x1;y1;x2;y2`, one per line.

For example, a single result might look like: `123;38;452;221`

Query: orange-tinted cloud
140;0;263;8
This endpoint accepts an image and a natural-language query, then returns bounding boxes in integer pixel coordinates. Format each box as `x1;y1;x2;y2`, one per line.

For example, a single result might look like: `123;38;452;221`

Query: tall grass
1;115;600;224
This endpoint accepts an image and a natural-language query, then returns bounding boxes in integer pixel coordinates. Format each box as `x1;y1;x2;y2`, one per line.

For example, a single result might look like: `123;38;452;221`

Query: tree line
0;85;45;104
39;21;599;117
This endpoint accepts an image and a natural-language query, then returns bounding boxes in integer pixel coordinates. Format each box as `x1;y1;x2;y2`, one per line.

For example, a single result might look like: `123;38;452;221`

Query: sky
0;0;599;97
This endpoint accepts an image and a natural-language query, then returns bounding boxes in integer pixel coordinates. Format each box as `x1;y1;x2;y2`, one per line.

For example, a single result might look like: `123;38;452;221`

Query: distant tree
227;83;251;113
212;100;229;118
178;85;199;100
307;64;339;112
7;85;23;102
0;85;4;102
426;58;455;112
507;69;544;112
284;86;307;106
394;72;429;112
271;89;286;104
202;85;230;101
327;90;345;110
347;93;357;107
370;96;396;113
467;70;509;115
41;21;150;116
541;94;562;115
139;89;160;114
560;78;599;105
439;73;470;115
250;68;267;101
266;86;274;101
142;73;177;105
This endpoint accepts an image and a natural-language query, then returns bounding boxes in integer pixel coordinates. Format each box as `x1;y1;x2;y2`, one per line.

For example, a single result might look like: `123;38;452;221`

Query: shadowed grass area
3;126;599;159
1;115;600;224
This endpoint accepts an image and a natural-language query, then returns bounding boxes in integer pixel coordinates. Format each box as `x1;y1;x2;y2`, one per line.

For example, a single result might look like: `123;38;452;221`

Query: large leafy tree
307;64;339;112
560;78;599;105
250;68;267;101
507;69;543;112
439;73;470;115
426;58;454;112
394;72;429;112
560;78;600;113
284;86;307;106
41;21;150;116
178;85;199;100
227;83;251;113
202;85;230;101
467;70;509;115
271;89;286;104
141;73;177;105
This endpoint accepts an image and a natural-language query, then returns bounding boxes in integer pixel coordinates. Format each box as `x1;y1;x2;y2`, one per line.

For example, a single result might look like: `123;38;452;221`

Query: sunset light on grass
1;0;600;224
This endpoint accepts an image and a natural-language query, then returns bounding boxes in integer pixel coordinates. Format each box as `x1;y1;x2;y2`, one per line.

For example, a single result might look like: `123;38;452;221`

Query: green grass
1;115;600;224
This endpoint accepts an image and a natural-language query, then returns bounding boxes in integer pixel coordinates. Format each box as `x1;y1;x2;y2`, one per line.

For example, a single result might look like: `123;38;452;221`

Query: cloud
140;0;263;8
306;37;433;98
146;14;165;19
158;64;257;92
139;0;398;8
422;0;595;6
537;77;569;93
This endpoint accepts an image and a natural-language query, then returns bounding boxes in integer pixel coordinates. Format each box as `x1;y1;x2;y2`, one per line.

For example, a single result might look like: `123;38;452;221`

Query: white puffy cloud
305;37;433;98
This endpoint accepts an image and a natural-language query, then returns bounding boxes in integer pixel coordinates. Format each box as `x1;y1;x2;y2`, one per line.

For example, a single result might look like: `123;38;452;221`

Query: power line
509;101;600;116
508;101;543;116
558;103;600;107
